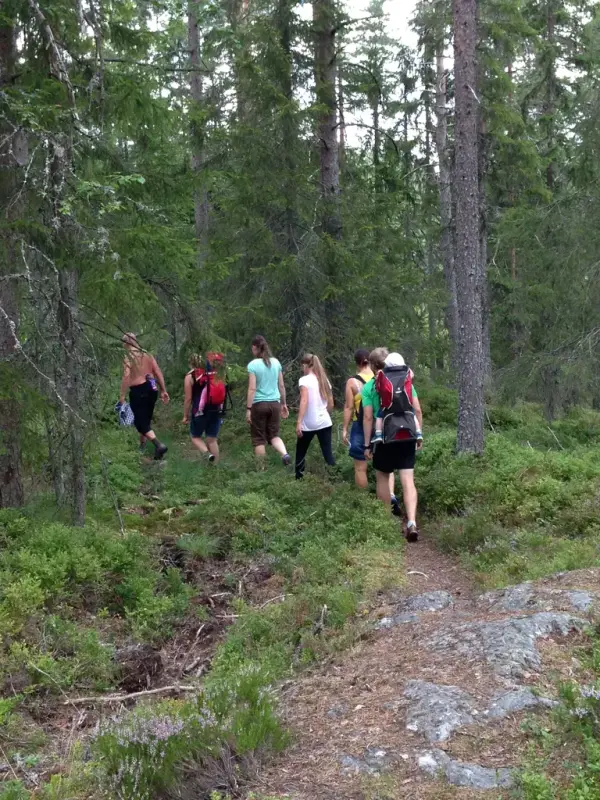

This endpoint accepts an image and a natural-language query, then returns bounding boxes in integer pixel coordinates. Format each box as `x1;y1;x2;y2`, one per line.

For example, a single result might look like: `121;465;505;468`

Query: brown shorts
250;401;281;446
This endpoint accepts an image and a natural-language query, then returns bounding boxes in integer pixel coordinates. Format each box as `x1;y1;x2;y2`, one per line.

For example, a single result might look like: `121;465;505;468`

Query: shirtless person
119;333;169;459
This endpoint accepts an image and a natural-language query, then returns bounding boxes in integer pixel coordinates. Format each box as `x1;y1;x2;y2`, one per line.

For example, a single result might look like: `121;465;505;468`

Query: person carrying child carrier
183;352;229;463
342;349;374;489
362;348;423;541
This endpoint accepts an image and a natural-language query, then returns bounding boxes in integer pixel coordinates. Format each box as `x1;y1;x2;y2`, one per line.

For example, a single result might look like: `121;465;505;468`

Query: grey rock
404;680;479;742
478;583;534;612
340;747;397;775
376;612;418;630
404;590;454;613
417;749;513;789
478;584;596;614
485;688;556;719
567;590;594;612
327;703;349;719
427;612;585;678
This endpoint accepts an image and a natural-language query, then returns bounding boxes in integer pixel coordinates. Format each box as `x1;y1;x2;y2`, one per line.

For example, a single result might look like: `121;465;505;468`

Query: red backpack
191;353;228;415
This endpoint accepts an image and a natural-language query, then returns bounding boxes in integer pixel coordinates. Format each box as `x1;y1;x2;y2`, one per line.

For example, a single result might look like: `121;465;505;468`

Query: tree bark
188;0;209;266
0;16;25;508
57;269;86;527
453;0;485;454
314;0;341;241
435;49;459;376
313;0;344;391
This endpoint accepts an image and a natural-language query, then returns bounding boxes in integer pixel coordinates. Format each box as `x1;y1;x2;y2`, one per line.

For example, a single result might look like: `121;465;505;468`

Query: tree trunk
313;0;343;391
453;0;485;454
434;48;459;375
57;269;86;526
338;70;346;174
314;0;341;241
0;18;25;508
188;0;209;266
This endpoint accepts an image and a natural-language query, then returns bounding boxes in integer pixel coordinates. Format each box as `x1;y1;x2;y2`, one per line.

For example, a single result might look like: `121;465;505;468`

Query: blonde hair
189;352;203;369
369;347;389;372
301;353;333;405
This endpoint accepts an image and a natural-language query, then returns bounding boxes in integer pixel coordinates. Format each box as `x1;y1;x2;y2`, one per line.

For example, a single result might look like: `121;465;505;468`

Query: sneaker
153;444;168;461
282;454;292;467
406;522;419;543
391;497;402;518
207;453;216;463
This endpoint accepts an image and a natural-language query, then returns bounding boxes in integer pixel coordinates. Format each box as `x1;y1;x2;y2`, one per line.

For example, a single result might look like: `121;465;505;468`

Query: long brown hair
301;353;333;405
252;335;272;367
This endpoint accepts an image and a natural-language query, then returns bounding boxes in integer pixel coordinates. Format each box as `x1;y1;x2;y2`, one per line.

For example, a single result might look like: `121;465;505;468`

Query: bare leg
270;437;288;456
206;437;220;462
354;460;368;489
399;469;418;522
254;444;266;457
388;472;396;497
376;470;392;508
145;430;157;442
191;437;209;455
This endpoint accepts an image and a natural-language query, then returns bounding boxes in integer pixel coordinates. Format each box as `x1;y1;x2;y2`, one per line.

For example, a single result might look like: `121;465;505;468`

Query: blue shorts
349;420;366;461
190;412;222;440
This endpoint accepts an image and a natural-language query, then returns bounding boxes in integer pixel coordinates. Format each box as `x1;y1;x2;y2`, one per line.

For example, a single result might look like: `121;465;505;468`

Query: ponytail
252;335;272;368
301;353;333;405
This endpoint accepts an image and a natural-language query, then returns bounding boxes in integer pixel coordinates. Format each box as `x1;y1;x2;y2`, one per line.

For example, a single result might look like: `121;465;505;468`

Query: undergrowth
517;625;600;799
0;408;402;797
417;389;600;587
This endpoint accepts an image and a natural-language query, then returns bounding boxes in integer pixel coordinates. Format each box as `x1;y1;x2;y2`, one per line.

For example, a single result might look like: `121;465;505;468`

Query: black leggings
129;382;158;435
295;425;336;479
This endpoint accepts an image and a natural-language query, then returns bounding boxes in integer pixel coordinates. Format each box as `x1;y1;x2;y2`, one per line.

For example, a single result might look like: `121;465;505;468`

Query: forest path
251;534;599;799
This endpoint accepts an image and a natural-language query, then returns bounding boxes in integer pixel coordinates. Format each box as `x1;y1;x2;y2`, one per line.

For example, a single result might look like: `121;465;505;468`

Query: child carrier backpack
376;365;418;442
191;353;232;417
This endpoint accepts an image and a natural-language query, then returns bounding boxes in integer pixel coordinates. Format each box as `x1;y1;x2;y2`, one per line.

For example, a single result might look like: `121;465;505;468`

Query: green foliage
417;402;600;585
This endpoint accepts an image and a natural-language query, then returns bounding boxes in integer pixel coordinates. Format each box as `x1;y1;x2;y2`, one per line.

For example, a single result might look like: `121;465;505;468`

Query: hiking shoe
282;454;292;467
405;522;419;543
207;453;216;463
153;444;168;461
391;497;402;518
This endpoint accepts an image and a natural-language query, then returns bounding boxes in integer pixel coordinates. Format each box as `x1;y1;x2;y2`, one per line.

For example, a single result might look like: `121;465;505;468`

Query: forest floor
251;538;598;799
4;396;600;799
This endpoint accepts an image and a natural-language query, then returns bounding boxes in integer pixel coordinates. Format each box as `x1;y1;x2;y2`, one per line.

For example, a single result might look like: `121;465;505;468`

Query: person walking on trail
343;348;374;489
119;333;169;460
295;353;336;479
183;353;225;463
246;335;291;466
362;348;423;541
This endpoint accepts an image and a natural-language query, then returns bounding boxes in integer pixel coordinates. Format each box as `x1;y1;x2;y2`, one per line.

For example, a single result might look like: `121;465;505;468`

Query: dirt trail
251;538;598;799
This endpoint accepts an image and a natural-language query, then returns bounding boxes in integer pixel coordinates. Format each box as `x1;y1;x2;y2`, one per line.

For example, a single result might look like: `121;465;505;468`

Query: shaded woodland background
2;0;600;522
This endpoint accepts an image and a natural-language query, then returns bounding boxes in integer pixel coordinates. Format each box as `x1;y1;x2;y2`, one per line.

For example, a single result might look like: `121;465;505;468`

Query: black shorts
372;441;416;474
129;382;158;435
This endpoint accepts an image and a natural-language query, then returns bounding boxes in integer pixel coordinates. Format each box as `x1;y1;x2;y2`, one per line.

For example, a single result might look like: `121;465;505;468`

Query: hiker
183;353;226;463
246;335;291;465
295;353;335;479
119;333;169;460
362;348;423;541
342;348;374;489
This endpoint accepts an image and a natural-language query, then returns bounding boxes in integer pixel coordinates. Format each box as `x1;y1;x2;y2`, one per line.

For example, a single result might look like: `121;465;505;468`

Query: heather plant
93;704;206;799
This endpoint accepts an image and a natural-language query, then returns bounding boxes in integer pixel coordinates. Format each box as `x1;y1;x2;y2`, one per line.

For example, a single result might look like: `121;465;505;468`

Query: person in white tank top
295;353;336;479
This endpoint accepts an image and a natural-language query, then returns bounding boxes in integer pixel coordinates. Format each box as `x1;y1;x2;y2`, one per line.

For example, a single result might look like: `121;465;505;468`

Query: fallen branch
63;685;197;705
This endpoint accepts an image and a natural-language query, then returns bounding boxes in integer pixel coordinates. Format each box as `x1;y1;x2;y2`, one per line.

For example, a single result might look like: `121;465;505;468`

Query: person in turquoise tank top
246;335;291;466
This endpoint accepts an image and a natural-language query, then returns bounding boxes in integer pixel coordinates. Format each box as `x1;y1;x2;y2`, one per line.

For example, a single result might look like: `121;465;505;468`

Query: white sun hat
384;352;406;367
